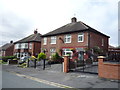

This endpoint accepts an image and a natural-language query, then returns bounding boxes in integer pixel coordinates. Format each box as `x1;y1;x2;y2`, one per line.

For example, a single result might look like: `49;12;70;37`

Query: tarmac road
2;70;58;88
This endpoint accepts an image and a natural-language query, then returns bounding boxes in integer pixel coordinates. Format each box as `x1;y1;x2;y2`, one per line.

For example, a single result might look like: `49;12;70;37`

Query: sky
0;0;119;47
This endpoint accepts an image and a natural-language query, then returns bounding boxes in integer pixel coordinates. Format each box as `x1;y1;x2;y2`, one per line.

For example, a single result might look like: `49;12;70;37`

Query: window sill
64;42;71;44
51;43;56;45
78;41;84;42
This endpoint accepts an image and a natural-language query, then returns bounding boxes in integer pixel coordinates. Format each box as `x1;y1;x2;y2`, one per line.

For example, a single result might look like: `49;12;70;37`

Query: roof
14;33;42;44
109;45;115;49
42;21;109;38
0;43;13;51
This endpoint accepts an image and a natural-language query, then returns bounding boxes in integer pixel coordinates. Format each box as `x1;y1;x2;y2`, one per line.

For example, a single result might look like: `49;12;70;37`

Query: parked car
19;56;31;64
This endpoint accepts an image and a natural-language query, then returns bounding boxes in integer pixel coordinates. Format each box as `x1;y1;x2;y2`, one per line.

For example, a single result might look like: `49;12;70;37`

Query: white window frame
15;44;21;49
50;48;56;55
51;36;56;44
64;34;71;43
29;43;32;49
78;33;84;42
63;49;73;59
102;38;104;46
43;37;47;45
21;43;28;49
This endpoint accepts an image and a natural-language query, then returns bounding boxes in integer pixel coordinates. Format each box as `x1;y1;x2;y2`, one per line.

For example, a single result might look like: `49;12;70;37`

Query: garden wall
98;56;120;80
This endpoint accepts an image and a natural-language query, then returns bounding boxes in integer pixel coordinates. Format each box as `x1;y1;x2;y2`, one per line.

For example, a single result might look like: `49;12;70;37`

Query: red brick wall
98;58;120;80
32;42;41;56
5;45;14;56
41;32;88;58
90;32;109;53
42;31;109;58
14;42;41;57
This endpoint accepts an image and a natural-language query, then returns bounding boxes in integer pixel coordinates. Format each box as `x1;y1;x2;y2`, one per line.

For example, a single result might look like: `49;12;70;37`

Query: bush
50;52;63;64
37;52;46;60
0;56;17;62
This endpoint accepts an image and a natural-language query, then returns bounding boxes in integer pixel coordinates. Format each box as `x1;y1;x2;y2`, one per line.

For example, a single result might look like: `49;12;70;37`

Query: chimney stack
34;28;38;34
71;17;77;23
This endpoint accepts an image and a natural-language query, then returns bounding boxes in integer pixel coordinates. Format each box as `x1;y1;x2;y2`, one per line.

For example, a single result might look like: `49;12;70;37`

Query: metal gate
69;51;98;74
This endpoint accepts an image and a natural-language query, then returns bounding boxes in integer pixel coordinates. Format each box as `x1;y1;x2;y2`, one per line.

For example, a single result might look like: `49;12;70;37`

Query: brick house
41;17;109;60
0;41;14;56
14;30;41;58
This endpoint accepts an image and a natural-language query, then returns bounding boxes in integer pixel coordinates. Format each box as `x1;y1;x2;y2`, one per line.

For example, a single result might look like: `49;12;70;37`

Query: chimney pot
71;17;77;23
34;29;38;34
10;40;13;43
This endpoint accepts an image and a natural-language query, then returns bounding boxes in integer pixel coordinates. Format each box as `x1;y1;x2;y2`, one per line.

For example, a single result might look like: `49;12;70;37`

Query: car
19;56;31;64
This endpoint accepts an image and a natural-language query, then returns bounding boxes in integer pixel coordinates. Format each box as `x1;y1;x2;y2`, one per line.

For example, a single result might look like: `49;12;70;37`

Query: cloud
0;0;119;47
0;12;33;45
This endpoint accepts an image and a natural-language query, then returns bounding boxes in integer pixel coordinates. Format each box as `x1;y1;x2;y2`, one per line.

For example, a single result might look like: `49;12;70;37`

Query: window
78;33;84;42
63;49;73;59
50;48;56;55
21;43;28;49
15;44;21;49
29;43;32;49
51;36;56;44
64;34;71;43
43;37;47;45
102;38;104;46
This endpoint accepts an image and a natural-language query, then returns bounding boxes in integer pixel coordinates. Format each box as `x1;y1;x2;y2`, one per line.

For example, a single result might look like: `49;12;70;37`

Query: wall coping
103;62;120;66
97;56;106;59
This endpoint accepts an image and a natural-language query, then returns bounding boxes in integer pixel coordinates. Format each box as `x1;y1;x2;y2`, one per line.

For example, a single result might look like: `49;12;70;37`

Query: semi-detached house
14;30;41;58
41;17;110;59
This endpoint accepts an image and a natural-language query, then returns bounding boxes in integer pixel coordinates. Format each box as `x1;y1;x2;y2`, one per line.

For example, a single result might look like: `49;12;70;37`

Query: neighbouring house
0;41;14;56
41;17;109;60
14;30;42;58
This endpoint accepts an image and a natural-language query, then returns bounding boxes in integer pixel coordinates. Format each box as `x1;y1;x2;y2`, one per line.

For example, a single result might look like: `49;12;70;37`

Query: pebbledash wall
41;31;108;58
98;57;120;80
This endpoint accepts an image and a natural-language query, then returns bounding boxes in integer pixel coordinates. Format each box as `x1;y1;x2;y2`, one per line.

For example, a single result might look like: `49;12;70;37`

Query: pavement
2;64;120;89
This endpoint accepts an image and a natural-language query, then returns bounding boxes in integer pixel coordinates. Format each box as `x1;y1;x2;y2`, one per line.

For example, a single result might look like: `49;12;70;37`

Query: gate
69;51;98;74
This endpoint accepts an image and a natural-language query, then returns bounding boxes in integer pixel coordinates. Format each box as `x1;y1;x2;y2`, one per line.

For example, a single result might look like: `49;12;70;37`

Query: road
2;70;58;88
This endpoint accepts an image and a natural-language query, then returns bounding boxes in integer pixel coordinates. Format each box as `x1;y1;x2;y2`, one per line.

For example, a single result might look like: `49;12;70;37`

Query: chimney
10;40;13;44
34;28;38;34
71;17;77;23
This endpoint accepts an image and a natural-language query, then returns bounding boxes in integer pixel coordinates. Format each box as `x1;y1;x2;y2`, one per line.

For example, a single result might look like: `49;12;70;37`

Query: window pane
78;33;84;42
51;36;56;44
64;34;71;43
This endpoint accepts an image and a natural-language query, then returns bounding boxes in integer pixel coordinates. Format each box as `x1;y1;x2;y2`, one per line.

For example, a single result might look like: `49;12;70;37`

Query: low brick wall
8;60;18;64
98;56;120;80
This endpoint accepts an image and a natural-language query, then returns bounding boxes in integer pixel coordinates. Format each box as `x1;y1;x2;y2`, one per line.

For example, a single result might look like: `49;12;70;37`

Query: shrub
0;56;17;62
50;52;63;64
37;52;46;60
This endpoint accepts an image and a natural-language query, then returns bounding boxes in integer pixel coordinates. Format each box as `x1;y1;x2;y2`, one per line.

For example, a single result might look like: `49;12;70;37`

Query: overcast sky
0;0;119;47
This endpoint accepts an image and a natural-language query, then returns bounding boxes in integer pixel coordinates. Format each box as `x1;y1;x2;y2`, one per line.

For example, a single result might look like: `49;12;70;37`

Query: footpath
2;64;120;89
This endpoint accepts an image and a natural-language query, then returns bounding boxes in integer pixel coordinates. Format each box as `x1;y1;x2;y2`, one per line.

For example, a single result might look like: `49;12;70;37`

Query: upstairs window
29;43;32;49
64;34;71;43
21;43;28;49
51;36;56;44
78;33;84;42
43;37;47;45
15;44;21;49
102;38;104;46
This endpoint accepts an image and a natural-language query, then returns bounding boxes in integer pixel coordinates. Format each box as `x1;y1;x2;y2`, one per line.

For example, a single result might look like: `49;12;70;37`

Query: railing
105;51;120;62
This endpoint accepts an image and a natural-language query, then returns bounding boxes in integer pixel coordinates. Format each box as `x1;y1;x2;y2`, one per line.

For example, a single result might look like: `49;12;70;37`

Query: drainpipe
88;31;90;58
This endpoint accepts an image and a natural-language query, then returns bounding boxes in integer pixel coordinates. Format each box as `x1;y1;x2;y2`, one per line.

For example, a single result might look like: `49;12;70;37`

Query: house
14;30;42;58
0;41;14;56
41;17;109;59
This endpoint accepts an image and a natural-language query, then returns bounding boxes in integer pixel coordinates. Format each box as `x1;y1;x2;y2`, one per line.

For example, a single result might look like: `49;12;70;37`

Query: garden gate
69;51;98;74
